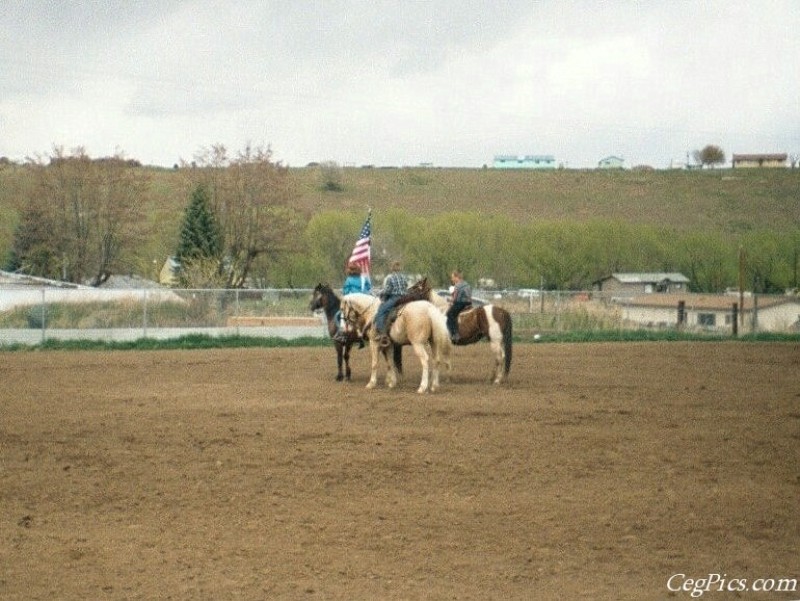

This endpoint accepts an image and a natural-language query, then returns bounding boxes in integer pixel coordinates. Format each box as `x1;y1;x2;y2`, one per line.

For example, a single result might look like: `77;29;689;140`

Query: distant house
597;156;624;169
617;293;800;333
160;257;180;286
593;273;690;296
731;153;788;168
493;155;556;169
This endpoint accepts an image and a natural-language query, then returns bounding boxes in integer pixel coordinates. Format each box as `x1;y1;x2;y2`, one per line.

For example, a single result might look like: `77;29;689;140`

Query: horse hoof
336;375;344;382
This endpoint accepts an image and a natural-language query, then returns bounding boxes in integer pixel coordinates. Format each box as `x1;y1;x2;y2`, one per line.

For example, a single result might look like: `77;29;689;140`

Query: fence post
142;289;148;339
751;294;758;333
676;300;686;331
40;288;46;344
732;302;738;337
235;289;240;336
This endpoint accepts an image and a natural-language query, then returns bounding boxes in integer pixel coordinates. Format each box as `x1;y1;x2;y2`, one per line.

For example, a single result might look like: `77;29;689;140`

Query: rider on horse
446;270;472;343
373;260;409;347
334;263;371;343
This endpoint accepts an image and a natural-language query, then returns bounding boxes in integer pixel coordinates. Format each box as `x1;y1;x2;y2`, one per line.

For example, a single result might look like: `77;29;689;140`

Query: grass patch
1;334;330;352
519;330;800;343
2;331;797;352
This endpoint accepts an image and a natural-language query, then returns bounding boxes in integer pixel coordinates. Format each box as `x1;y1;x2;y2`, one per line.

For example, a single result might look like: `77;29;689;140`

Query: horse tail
430;307;453;370
498;307;513;376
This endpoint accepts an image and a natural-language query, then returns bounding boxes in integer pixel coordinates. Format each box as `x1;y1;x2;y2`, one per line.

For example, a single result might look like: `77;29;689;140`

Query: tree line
5;146;799;293
301;210;799;293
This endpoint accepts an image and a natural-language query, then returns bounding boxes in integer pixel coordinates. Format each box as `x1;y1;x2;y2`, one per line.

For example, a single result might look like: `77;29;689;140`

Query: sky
1;0;798;169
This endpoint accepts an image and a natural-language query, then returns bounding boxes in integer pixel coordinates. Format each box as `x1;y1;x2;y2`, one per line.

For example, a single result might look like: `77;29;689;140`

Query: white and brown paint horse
407;277;512;384
340;292;452;394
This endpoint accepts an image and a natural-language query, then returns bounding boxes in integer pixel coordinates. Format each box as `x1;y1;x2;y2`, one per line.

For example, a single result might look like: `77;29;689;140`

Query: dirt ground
1;342;798;600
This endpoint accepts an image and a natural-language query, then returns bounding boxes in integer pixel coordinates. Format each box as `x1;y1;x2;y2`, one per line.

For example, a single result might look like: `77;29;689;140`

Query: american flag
347;212;372;276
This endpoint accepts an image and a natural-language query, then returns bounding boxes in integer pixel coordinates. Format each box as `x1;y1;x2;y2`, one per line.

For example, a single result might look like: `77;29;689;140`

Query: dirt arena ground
1;342;798;600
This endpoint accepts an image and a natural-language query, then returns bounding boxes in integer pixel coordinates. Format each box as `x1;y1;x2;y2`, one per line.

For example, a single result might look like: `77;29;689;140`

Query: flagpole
347;209;373;286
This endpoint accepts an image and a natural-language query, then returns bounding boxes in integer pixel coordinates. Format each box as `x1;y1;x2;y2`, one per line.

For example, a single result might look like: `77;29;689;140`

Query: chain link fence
0;287;796;345
0;288;324;344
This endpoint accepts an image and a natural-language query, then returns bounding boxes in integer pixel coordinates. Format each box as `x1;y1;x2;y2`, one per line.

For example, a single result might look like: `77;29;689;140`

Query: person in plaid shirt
373;260;408;345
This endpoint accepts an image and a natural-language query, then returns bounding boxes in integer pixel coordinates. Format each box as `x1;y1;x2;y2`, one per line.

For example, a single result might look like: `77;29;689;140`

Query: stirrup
379;334;392;348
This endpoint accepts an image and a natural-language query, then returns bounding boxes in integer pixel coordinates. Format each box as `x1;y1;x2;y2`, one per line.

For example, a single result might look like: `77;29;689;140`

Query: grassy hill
1;163;798;284
288;166;800;234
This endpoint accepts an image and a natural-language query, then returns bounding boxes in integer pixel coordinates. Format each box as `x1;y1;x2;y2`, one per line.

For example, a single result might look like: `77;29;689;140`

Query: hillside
1;164;798;285
287;166;800;234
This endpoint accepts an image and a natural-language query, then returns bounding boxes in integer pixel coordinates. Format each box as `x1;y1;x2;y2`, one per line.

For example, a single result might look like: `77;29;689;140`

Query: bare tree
182;143;302;288
16;147;146;285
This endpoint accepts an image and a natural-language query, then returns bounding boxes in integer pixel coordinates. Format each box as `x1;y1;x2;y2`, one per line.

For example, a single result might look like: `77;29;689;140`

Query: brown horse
407;277;512;384
309;283;401;382
340;292;452;394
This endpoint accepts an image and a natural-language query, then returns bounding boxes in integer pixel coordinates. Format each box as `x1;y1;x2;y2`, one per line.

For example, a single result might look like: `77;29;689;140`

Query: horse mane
395;277;432;309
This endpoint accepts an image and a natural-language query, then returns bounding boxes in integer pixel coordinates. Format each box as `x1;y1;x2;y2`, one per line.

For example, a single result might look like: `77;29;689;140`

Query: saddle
397;282;430;307
385;285;429;328
373;285;430;348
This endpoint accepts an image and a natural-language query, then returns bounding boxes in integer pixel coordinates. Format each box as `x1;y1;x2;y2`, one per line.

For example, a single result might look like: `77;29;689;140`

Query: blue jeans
447;302;471;337
374;296;401;334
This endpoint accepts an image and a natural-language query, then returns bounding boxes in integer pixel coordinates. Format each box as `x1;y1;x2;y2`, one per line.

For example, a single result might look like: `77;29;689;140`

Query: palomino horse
309;283;402;382
407;277;512;384
340;292;452;394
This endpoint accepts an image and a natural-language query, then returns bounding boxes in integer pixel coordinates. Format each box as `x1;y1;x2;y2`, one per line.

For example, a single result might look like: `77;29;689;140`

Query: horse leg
343;342;352;381
410;342;431;393
430;348;440;393
366;337;379;389
489;337;505;384
382;345;399;388
483;313;506;384
335;342;345;382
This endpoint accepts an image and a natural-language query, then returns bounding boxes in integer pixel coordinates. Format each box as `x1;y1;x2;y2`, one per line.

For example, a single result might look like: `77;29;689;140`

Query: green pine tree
175;184;222;286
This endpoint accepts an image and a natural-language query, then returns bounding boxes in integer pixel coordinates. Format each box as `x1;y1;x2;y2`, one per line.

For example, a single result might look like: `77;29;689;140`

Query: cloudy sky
1;0;798;169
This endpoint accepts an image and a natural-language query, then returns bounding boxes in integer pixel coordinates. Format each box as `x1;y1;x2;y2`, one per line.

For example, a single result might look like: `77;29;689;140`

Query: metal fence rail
0;287;796;344
0;288;325;344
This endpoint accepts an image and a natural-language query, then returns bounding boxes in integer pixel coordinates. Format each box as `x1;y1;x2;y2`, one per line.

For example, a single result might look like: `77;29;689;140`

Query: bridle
310;284;333;313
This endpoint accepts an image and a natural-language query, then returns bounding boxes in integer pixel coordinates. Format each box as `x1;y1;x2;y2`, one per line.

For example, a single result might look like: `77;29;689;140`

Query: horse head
309;282;333;312
340;293;376;331
408;277;432;299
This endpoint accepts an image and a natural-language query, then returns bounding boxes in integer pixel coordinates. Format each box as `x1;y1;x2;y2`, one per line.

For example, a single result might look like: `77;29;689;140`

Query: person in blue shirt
335;263;371;343
447;269;472;343
373;260;408;346
342;263;372;296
